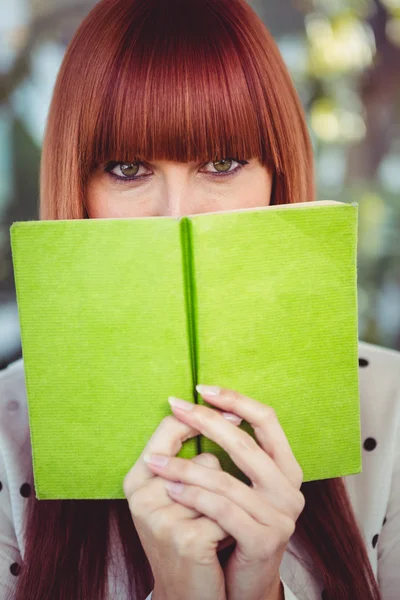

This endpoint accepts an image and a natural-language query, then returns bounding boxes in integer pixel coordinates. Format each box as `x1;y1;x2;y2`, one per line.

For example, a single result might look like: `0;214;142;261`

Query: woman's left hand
144;385;305;600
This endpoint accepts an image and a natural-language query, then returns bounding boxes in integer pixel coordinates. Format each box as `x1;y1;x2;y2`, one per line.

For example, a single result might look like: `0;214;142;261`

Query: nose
157;163;195;218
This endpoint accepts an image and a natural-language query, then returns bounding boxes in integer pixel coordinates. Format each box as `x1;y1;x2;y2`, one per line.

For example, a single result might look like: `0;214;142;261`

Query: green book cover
10;200;361;500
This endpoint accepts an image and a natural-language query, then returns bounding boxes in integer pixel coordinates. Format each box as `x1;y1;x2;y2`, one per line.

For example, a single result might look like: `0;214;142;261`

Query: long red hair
14;1;379;598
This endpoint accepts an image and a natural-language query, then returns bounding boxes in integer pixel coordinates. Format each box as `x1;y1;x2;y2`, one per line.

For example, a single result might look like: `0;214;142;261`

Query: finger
168;397;290;490
197;386;303;488
175;514;228;549
168;397;302;516
165;483;295;558
142;452;225;521
124;410;240;497
191;453;223;471
123;415;200;497
166;454;225;524
145;453;305;522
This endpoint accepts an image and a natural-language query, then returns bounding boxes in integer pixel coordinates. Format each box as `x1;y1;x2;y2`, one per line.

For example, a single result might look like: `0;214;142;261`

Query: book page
11;218;195;499
188;203;361;482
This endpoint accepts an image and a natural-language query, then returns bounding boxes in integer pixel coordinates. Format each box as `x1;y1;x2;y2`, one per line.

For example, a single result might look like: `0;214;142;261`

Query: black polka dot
372;534;379;548
10;562;21;576
363;438;377;451
0;481;2;492
383;516;387;526
359;357;369;367
19;483;31;498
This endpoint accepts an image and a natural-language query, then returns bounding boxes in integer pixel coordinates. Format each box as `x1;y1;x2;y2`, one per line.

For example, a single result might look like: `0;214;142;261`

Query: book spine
180;218;199;407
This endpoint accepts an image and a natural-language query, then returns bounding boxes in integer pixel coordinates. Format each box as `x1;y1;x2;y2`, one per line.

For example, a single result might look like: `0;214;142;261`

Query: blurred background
0;0;399;368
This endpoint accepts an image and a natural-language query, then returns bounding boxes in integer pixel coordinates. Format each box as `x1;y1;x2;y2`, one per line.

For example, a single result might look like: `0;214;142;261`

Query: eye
212;159;234;172
105;161;150;181
202;158;248;177
103;158;249;184
118;163;140;177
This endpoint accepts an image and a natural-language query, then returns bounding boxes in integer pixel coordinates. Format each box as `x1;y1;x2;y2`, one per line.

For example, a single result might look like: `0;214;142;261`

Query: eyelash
104;159;249;183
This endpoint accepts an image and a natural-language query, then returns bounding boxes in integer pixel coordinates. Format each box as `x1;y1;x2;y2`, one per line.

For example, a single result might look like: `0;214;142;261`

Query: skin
87;158;304;600
86;158;273;218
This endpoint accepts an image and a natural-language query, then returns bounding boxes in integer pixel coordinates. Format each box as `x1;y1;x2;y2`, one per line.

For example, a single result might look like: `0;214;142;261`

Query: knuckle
260;405;277;422
172;523;199;557
178;458;193;478
127;488;148;520
205;408;220;423
214;471;232;495
212;497;233;520
151;509;175;539
295;490;306;515
256;516;295;558
161;414;178;428
244;530;272;560
238;432;259;451
295;464;304;487
123;471;134;498
260;527;286;556
280;515;296;539
224;389;241;411
193;452;221;469
123;463;146;498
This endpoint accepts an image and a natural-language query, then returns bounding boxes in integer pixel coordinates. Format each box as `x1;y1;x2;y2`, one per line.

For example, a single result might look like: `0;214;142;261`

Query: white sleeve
144;591;153;600
0;364;29;598
282;579;299;598
377;381;400;599
0;440;21;597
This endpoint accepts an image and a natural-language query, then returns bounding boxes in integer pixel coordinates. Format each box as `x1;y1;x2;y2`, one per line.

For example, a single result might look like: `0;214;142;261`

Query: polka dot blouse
0;340;399;599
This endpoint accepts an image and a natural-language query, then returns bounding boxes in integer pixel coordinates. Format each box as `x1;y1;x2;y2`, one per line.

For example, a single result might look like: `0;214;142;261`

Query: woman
0;0;398;598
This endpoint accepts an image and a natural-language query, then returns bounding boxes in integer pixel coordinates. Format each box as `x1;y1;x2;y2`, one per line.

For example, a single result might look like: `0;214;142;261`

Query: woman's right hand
123;411;242;600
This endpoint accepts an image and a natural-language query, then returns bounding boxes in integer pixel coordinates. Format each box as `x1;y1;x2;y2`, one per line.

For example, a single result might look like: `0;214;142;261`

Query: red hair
14;1;379;598
39;0;314;219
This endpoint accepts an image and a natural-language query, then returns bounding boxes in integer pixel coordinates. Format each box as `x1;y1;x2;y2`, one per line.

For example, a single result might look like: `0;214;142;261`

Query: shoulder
344;341;400;560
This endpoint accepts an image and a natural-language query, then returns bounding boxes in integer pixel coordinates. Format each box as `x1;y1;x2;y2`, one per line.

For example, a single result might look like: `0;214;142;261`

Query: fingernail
196;384;220;397
143;454;170;467
222;412;242;424
168;396;194;411
165;481;185;494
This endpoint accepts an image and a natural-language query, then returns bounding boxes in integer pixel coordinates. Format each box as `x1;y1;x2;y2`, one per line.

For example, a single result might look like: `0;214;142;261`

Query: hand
123;406;244;600
145;385;304;600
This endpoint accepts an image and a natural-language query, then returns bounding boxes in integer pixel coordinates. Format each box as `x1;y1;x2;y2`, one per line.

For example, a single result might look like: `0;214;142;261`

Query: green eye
120;163;140;177
213;159;233;172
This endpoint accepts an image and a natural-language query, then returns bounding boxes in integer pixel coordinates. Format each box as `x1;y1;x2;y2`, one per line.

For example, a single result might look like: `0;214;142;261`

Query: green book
10;200;361;500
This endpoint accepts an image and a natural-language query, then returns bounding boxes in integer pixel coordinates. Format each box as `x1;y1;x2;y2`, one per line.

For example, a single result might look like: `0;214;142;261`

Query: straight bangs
82;1;272;173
